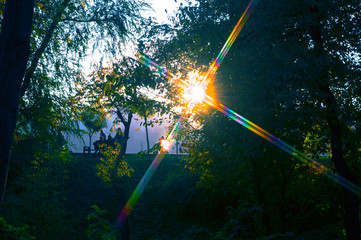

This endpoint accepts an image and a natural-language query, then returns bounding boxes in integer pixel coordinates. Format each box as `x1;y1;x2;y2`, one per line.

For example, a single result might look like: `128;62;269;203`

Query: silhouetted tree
0;0;34;206
158;0;361;238
81;110;107;148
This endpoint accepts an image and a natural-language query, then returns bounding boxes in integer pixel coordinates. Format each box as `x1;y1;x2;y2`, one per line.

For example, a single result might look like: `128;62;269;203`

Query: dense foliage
1;0;360;239
153;0;361;238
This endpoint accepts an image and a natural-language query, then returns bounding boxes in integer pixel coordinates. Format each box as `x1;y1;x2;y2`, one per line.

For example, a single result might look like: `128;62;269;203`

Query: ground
67;153;194;239
3;152;348;239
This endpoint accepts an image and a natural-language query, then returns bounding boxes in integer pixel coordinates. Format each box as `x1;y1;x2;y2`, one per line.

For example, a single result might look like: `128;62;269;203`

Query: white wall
66;114;184;154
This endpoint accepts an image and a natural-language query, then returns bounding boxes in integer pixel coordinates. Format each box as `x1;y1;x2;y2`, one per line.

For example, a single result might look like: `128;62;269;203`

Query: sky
67;113;177;154
67;0;184;154
148;0;180;24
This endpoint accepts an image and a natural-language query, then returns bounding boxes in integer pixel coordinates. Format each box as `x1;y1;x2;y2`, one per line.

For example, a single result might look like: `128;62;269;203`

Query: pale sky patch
69;0;185;153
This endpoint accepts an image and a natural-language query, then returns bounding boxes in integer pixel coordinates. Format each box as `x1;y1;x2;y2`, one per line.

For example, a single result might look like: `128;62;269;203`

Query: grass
68;153;196;239
121;154;197;239
4;151;348;239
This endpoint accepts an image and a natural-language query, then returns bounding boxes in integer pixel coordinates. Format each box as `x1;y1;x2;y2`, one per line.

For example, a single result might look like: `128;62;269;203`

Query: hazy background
67;1;185;154
66;113;184;154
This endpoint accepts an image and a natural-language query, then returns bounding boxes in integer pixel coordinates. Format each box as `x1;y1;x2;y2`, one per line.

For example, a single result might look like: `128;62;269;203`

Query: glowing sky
148;0;181;24
113;0;361;232
73;1;185;154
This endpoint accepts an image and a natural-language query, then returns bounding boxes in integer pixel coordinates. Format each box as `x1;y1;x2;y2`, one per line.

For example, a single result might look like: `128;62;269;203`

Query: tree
157;0;361;238
16;0;151;160
71;55;169;158
81;110;107;148
20;0;150;99
306;2;361;238
0;0;150;206
135;97;165;155
70;56;167;240
254;1;361;238
0;0;35;206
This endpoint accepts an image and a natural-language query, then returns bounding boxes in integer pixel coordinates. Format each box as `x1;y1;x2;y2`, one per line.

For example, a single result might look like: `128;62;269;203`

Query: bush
262;232;304;240
215;203;264;239
0;217;35;240
86;205;118;240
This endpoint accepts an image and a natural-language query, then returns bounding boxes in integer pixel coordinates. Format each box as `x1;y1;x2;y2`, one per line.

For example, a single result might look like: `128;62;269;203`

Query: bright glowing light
178;71;209;111
184;84;206;104
116;0;361;235
160;138;172;151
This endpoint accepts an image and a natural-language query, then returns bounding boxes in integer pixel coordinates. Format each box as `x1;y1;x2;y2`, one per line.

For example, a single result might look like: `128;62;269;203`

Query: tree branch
60;17;106;23
115;106;127;125
20;0;70;98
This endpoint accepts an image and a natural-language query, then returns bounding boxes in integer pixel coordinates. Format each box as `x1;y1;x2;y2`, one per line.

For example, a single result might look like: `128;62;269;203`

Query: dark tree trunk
144;116;150;154
309;5;360;240
320;84;360;240
20;0;70;98
118;111;133;159
113;110;132;240
89;134;92;148
0;0;35;206
279;180;287;233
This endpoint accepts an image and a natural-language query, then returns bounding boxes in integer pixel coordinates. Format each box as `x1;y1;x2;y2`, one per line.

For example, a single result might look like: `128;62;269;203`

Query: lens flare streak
136;53;174;81
135;36;361;197
115;115;186;227
136;1;258;89
136;37;361;197
115;0;361;233
204;95;361;196
137;53;208;111
136;53;190;88
202;0;258;88
115;149;167;228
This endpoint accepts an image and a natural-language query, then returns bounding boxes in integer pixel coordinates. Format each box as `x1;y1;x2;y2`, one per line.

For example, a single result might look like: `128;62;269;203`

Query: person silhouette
115;128;124;143
100;129;106;140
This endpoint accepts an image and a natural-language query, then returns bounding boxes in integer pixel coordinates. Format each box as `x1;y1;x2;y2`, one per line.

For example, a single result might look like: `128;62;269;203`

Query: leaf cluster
71;56;171;126
0;217;35;240
96;142;134;186
86;205;116;240
155;0;361;237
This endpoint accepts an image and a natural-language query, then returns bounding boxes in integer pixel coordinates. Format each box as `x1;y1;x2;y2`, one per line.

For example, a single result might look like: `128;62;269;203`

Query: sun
183;83;206;104
180;70;208;107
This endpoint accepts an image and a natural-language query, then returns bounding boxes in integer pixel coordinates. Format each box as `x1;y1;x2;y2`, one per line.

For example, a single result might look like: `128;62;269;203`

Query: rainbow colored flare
136;1;259;90
201;0;258;88
115;148;168;228
135;45;361;197
115;115;186;227
136;52;174;81
133;0;361;195
204;95;361;196
115;0;260;230
115;0;361;233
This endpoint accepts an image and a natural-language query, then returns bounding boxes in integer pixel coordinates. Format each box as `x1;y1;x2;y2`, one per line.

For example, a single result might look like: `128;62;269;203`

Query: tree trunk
120;112;133;158
321;84;360;240
0;0;35;206
144;116;150;155
279;180;287;233
20;0;70;98
89;134;92;148
309;5;360;239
